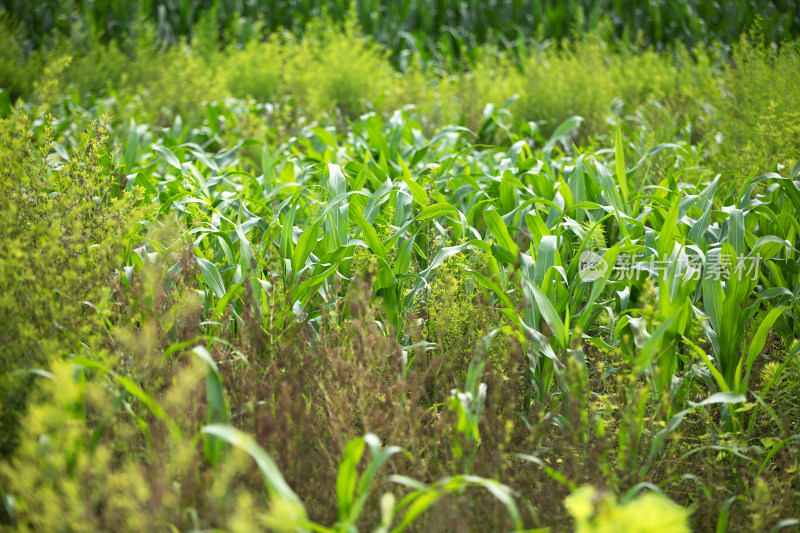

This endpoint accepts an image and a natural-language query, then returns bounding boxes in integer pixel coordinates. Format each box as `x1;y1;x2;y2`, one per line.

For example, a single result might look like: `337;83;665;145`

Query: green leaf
468;268;514;310
337;434;401;530
615;124;629;206
124;121;138;171
196;256;226;299
484;207;519;258
657;199;680;257
235;215;256;276
696;391;747;406
281;201;298;260
313;127;338;149
595;164;629;239
524;209;550;249
398;157;428;207
292;219;321;275
153;144;182;171
115;375;166;420
688;205;712;244
336;437;365;521
115;376;181;440
418;203;458;220
202;424;306;510
739;306;789;393
635;317;675;370
728;208;745;256
532;235;559;287
684;337;730;392
215;281;245;316
543;115;582;158
394;235;415;276
702;275;724;335
327;163;347;198
526;280;567;348
261;143;274;183
351;208;387;261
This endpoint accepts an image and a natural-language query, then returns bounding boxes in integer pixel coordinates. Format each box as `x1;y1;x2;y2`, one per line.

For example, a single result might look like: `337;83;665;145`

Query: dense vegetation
1;2;799;532
4;0;800;62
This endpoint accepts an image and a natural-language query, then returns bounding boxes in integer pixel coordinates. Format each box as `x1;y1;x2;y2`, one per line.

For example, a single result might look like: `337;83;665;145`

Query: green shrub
714;36;800;175
0;113;139;458
220;34;282;103
509;36;681;137
566;486;690;533
280;15;393;119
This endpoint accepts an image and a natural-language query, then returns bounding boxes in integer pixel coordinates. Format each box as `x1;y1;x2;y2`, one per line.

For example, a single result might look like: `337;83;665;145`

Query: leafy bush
566;486;690;533
0;113;140;459
714;36;800;174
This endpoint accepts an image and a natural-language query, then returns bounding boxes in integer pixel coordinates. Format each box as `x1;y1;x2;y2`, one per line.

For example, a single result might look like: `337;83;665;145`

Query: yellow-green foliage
469;35;688;137
565;486;690;533
280;16;393;117
428;259;475;353
139;40;228;122
0;362;152;532
0;354;267;532
221;34;283;103
0;113;139;457
714;37;800;174
426;258;516;389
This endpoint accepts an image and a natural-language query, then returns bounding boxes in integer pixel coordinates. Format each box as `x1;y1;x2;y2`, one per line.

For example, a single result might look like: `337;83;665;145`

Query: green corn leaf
595;164;629;239
202;424;306;512
739;306;789;393
394;235;415;276
153;144;182;171
351;208;388;261
124;121;138;171
418;202;459;220
468;268;515;310
543;115;582;158
524;209;550;250
657;199;680;257
484;206;519;258
336;434;401;530
727;209;745;255
533;235;559;287
261;143;274;183
635;316;675;370
235;216;256;277
702;273;724;335
214;281;245;316
295;262;342;304
337;437;366;522
292;218;322;275
615;124;629;206
398;157;429;207
527;281;567;349
115;375;181;440
196;256;226;299
281;201;298;260
688;205;712;244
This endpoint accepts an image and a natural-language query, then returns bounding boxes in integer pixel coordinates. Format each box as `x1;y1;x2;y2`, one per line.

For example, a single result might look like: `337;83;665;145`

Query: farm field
1;2;799;532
